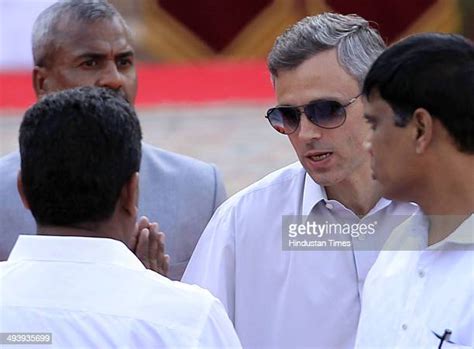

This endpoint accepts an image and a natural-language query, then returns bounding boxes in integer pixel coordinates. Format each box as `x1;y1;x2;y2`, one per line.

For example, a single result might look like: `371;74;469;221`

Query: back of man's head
363;33;474;154
267;12;386;86
32;0;127;68
19;86;142;227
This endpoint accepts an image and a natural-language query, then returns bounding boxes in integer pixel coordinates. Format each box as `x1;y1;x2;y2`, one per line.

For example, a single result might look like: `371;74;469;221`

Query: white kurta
183;162;417;348
355;213;474;348
0;235;241;348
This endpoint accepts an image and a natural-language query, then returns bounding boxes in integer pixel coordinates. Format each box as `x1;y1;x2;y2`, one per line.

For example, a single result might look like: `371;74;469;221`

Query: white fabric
183;162;417;348
0;235;242;349
355;212;474;348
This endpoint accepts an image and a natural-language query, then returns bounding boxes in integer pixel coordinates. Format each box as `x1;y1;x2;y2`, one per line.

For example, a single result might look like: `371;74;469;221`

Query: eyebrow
76;53;104;60
276;97;347;108
116;51;134;59
76;50;134;60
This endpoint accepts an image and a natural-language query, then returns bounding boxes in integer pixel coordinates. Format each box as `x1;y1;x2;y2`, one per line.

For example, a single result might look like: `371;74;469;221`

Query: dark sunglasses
265;94;361;134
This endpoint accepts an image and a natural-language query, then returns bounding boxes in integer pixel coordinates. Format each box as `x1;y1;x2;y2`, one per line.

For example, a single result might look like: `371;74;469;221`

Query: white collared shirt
183;162;417;348
355;212;474;348
0;235;241;348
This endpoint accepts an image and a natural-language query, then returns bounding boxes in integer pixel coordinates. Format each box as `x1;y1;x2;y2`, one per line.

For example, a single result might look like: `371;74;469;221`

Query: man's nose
97;62;123;90
298;112;322;140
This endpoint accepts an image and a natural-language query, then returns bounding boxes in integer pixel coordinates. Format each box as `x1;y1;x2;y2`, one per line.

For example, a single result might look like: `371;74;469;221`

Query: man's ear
17;171;31;210
120;172;139;217
412;108;433;154
32;66;49;99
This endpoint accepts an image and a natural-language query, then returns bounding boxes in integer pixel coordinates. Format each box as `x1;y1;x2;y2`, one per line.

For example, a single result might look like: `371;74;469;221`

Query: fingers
137;216;150;231
148;226;160;272
133;218;170;277
148;223;169;276
162;253;170;276
135;227;150;269
128;216;149;250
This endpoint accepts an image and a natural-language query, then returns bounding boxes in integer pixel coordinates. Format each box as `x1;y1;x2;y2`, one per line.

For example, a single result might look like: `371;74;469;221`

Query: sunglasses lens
267;99;349;134
305;101;345;128
267;107;300;134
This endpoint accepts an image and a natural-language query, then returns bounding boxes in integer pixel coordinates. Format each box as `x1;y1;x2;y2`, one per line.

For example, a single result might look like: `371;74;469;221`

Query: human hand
129;216;170;276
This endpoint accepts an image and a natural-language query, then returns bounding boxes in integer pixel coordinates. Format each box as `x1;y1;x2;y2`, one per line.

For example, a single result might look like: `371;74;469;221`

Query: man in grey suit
0;0;226;280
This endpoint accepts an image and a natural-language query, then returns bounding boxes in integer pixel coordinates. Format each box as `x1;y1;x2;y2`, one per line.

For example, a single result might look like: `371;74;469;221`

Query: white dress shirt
355;212;474;348
0;235;242;349
182;162;417;348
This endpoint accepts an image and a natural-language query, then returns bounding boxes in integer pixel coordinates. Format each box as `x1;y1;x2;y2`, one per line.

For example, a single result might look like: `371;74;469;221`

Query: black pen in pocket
433;329;452;349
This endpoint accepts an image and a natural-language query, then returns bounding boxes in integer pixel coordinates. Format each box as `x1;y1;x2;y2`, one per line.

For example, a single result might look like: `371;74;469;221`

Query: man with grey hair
0;0;226;280
183;13;417;348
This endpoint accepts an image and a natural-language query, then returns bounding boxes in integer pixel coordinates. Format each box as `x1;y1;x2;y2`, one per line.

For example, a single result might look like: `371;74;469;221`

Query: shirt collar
366;197;392;215
8;235;145;271
302;173;327;216
402;210;430;249
443;214;474;245
406;212;474;249
302;172;394;216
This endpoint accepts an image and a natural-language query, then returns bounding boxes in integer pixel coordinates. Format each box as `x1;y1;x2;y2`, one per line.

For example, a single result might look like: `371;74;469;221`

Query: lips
309;152;332;161
305;151;333;162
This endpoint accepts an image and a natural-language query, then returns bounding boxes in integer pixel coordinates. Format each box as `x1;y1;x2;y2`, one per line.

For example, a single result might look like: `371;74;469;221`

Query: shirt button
418;270;425;278
325;203;334;210
401;324;408;331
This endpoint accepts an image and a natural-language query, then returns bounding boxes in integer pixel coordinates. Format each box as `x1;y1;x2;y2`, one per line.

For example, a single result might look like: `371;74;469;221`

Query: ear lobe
17;171;31;210
32;66;49;99
120;172;139;218
412;108;433;154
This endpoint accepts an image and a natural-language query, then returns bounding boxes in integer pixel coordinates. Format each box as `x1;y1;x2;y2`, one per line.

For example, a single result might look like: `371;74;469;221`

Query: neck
37;219;128;245
416;155;474;245
325;162;382;216
426;214;471;246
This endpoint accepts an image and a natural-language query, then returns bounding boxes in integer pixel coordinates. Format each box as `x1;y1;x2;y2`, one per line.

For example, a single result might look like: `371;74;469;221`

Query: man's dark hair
19;86;142;227
363;32;474;153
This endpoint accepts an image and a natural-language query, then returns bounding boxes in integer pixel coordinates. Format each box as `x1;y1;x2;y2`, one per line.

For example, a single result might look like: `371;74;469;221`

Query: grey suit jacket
0;142;226;280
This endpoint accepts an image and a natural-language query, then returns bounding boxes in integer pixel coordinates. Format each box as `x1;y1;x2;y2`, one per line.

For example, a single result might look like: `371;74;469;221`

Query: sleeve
181;203;236;322
196;298;242;348
211;164;227;210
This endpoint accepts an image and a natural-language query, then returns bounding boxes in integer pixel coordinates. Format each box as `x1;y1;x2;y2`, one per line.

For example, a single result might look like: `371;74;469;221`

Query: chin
306;171;343;187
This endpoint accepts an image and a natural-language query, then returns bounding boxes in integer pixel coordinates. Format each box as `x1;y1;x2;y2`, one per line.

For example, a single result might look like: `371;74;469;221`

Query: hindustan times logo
288;220;378;239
